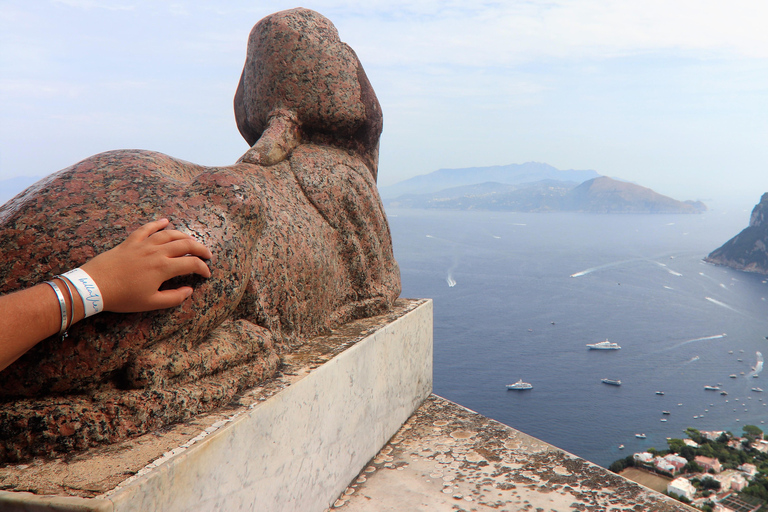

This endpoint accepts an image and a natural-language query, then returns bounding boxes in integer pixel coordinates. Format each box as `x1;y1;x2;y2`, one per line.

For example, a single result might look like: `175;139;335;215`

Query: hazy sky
2;0;768;209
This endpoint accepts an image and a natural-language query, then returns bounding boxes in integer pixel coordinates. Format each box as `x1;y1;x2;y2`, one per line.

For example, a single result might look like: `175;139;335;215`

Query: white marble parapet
0;299;433;512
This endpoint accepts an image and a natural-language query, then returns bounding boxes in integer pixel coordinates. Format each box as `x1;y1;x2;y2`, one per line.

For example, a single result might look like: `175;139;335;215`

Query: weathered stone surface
340;395;695;511
706;192;768;274
0;8;399;463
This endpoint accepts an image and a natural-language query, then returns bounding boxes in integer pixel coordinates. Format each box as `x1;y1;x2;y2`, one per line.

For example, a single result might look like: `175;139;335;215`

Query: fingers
128;218;170;242
154;236;213;260
162;254;212;279
148;287;195;310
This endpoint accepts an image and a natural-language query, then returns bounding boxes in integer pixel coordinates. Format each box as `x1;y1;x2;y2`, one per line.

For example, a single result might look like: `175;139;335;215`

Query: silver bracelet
56;278;75;335
44;281;68;336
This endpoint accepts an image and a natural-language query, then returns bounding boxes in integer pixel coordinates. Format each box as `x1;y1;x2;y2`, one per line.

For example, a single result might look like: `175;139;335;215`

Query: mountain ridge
379;162;600;199
385;172;706;214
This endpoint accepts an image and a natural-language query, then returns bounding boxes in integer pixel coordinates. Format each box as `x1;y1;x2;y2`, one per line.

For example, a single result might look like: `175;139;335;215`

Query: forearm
0;278;84;372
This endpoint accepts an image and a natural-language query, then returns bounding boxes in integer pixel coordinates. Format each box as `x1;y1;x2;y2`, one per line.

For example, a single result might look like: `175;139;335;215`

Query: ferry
506;379;533;390
704;385;720;391
587;340;621;350
601;378;621;386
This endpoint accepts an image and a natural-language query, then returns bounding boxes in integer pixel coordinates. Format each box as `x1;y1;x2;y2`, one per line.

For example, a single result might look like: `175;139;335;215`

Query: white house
701;430;725;442
667;477;696;500
738;463;757;479
663;454;687;470
655;459;676;474
684;439;700;448
634;452;653;463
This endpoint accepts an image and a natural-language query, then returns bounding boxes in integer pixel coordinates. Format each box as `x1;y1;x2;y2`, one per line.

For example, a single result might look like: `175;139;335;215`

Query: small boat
506;379;533;390
601;378;621;386
729;374;738;379
655;391;665;395
587;340;621;350
721;391;728;395
660;418;667;422
662;411;671;415
619;444;625;450
635;433;646;439
752;387;763;392
704;385;720;391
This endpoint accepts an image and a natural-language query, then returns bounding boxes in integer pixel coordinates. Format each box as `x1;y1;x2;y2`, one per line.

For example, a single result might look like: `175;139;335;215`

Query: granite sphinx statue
0;8;400;462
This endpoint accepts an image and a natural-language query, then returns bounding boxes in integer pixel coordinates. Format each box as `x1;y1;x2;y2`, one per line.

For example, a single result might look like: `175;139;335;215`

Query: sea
386;207;768;468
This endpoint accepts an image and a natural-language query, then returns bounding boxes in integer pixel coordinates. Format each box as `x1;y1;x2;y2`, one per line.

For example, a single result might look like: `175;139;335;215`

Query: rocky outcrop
705;193;768;274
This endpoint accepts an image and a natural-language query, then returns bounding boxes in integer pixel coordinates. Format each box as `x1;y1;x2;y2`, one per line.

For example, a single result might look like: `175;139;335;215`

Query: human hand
80;218;213;313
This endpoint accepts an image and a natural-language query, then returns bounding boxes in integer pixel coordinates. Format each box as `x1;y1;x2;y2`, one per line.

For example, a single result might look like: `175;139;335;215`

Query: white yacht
506;379;533;390
587;340;621;350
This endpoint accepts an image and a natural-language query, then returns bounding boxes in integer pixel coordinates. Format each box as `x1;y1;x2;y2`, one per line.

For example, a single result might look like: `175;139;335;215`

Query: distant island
706;193;768;275
381;162;706;214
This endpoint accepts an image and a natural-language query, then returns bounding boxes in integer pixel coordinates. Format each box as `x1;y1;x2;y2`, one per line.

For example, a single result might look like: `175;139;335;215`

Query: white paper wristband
61;268;103;317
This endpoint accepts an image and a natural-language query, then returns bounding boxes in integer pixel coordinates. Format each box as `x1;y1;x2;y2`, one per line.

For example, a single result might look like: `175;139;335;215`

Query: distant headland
380;162;706;214
706;193;768;275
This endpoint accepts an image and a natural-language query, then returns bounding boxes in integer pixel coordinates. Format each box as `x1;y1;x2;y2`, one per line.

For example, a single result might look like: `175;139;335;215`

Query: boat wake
446;274;457;287
652;261;682;277
663;333;726;352
751;352;764;378
569;258;643;278
705;296;739;313
571;257;682;278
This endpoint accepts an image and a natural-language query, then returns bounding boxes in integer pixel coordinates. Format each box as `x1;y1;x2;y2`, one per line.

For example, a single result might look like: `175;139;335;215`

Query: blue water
387;208;768;467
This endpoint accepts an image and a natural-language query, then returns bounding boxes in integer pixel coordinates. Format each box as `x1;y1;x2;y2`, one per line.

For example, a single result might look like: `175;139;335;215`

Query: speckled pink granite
0;8;399;463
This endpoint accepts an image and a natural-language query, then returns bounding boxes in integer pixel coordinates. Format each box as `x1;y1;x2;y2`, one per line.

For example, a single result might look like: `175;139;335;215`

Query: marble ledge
0;298;433;512
336;394;696;512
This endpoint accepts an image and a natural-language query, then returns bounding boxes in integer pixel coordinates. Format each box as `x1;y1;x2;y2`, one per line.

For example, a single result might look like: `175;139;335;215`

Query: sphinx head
234;8;383;179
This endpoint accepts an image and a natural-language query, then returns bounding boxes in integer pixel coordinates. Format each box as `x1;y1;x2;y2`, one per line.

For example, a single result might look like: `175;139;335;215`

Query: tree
684;461;703;474
743;425;764;445
700;476;721;491
685;428;703;444
668;438;685;453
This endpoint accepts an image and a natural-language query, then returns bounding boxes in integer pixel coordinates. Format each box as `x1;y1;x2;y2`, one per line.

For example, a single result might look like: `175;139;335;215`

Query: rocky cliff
705;193;768;274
